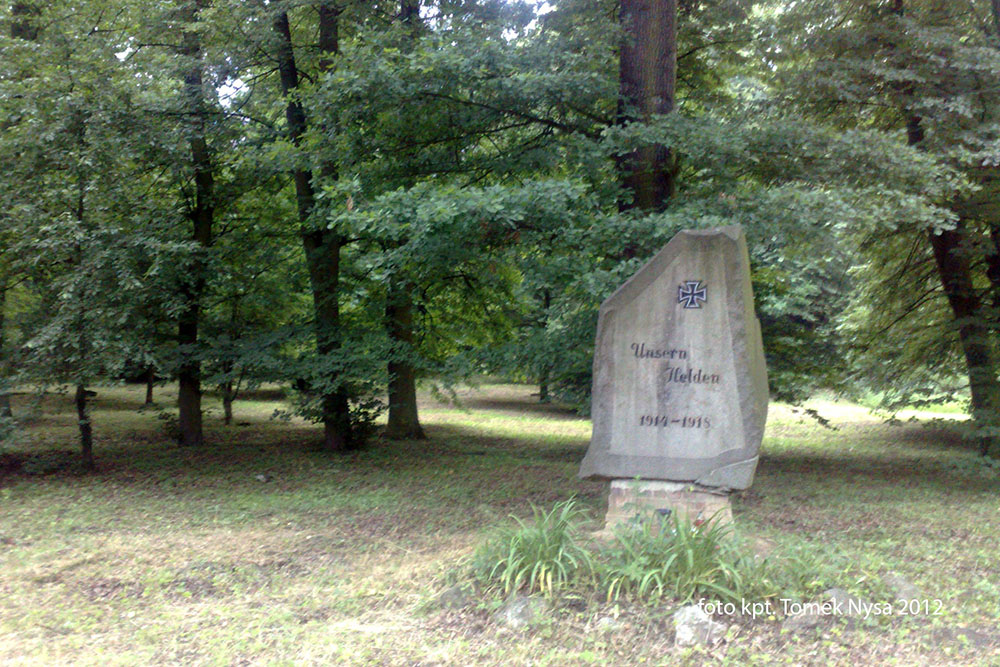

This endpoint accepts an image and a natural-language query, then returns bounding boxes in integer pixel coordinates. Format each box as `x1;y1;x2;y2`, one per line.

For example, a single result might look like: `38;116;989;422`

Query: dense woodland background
3;0;1000;467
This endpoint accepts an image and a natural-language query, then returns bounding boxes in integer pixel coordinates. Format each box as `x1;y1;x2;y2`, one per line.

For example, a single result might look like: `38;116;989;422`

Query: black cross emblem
678;281;707;309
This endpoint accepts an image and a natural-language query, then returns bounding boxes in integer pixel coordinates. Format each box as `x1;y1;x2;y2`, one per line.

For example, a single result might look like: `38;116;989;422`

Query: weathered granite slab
579;226;767;489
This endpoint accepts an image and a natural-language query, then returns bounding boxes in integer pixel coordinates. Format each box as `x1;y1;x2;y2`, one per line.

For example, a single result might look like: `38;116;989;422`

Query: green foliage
471;499;595;598
5;0;997;445
466;501;846;607
600;512;772;604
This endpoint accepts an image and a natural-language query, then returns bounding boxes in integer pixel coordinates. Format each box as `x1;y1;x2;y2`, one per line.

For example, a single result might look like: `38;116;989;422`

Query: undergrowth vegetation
470;500;595;597
468;500;815;607
599;511;772;604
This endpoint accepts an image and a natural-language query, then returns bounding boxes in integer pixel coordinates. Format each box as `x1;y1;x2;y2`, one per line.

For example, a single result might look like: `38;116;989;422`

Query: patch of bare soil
79;577;144;602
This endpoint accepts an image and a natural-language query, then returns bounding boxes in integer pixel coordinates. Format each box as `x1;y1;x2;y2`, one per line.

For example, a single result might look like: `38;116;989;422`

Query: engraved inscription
638;415;712;428
631;340;722;429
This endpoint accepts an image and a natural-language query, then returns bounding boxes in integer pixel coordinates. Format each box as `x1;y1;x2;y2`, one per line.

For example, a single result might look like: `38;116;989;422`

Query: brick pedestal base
603;480;733;533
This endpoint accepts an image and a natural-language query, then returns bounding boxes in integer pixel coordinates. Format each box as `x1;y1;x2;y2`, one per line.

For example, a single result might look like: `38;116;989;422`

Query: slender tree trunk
222;379;234;425
176;0;214;447
0;281;10;419
538;289;551;403
75;384;94;470
145;365;155;405
617;0;677;214
385;281;425;439
272;5;351;451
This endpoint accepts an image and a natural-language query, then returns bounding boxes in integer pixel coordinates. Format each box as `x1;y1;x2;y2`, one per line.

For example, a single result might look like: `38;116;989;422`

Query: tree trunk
908;116;1000;456
176;0;214;447
992;0;1000;42
222;379;234;425
929;227;1000;456
0;281;10;419
382;0;426;440
538;289;552;403
617;0;677;213
145;365;155;405
11;2;40;40
272;5;351;451
75;384;95;471
385;281;425;439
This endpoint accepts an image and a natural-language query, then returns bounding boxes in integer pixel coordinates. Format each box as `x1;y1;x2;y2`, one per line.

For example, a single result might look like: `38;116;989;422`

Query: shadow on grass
5;391;994;522
0;420;598;513
756;450;998;495
443;396;583;420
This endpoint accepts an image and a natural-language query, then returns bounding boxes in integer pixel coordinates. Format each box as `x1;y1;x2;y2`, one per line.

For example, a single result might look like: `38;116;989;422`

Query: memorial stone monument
579;226;768;529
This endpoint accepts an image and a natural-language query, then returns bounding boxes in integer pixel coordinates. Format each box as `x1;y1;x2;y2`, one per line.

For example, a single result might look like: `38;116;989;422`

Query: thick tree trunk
909;117;1000;456
382;0;427;440
75;384;95;471
617;0;677;213
145;365;155;405
385;282;425;439
11;2;40;40
539;375;550;404
929;227;1000;456
273;6;352;451
176;0;214;447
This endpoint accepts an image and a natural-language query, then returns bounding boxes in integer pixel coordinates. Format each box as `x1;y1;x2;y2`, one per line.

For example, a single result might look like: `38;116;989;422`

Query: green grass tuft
470;499;595;598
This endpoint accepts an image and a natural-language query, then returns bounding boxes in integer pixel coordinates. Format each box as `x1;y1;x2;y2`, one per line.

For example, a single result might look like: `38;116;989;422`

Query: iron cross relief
678;281;707;309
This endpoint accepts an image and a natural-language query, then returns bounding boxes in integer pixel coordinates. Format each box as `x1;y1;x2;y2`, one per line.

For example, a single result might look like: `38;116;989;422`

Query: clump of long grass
600;511;773;604
467;502;824;607
470;499;595;597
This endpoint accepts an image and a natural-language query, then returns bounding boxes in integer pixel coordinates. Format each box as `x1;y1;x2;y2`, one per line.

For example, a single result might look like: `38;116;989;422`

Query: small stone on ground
673;604;726;647
824;588;867;617
434;585;471;610
782;611;822;633
494;596;546;629
883;572;920;601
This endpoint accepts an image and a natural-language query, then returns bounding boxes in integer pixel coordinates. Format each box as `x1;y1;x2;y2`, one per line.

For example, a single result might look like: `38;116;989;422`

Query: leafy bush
600;512;773;604
471;499;595;597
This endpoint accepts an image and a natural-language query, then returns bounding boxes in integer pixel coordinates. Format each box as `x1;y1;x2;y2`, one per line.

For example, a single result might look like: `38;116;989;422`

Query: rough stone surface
782;611;822;633
434;585;472;610
673;604;727;647
604;480;733;531
824;588;866;617
494;596;547;629
580;226;768;490
883;572;920;602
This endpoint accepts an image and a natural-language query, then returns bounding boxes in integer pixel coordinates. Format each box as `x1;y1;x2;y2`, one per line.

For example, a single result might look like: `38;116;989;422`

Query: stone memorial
579;225;768;528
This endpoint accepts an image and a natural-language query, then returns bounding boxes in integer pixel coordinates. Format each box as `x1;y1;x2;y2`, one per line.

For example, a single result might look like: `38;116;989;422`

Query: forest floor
0;383;998;665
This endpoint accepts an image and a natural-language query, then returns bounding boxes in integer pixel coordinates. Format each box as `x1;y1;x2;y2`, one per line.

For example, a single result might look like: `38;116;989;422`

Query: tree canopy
3;0;999;463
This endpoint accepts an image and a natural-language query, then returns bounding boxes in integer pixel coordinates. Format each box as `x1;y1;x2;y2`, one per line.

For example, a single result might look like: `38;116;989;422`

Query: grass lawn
0;383;998;665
